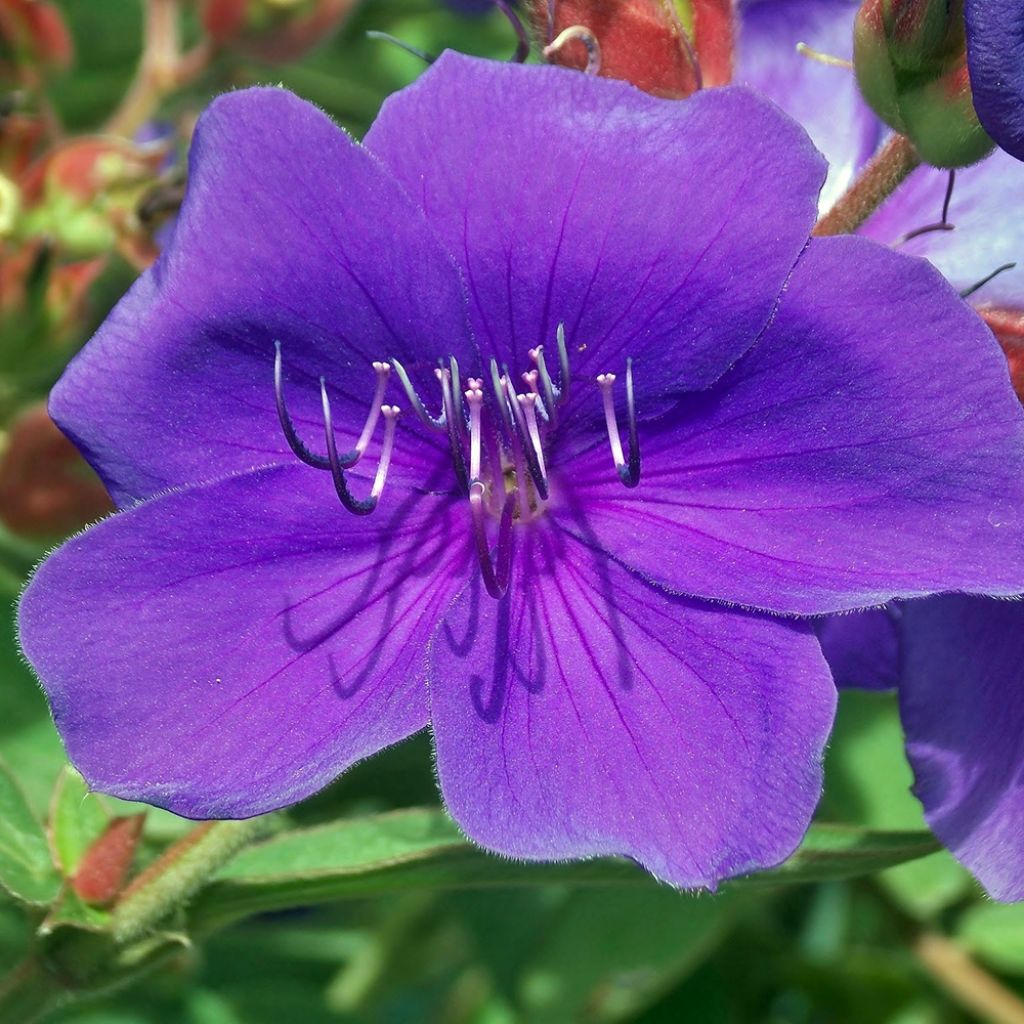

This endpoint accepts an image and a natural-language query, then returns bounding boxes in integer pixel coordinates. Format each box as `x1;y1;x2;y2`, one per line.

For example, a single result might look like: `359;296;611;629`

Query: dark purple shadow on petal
19;465;471;819
430;500;835;890
816;606;901;691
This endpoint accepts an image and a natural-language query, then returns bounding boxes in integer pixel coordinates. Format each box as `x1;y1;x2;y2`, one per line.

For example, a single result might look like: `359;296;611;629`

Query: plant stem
111;817;273;943
915;931;1024;1024
105;0;212;138
813;134;921;237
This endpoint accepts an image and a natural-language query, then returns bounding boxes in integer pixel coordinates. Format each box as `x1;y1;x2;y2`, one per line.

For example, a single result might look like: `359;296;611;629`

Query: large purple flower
18;53;1024;889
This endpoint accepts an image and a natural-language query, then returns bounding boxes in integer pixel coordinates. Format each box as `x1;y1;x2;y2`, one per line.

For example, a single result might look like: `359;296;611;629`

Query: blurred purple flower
964;0;1024;162
18;54;1024;888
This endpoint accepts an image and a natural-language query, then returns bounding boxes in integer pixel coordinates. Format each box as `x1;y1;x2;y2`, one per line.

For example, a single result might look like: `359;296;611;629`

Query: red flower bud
71;815;146;905
0;0;73;72
529;0;701;98
0;403;114;537
199;0;356;63
982;309;1024;403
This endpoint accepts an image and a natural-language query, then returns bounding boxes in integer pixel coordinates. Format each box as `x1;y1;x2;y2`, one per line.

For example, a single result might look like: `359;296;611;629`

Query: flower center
273;324;640;599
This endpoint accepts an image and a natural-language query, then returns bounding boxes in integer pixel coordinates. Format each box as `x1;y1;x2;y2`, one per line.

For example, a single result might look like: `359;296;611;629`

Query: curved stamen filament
544;25;602;74
321;377;400;515
471;481;515;599
528;347;559;425
391;357;446;431
597;359;640;488
275;341;330;469
276;343;391;470
556;322;571;401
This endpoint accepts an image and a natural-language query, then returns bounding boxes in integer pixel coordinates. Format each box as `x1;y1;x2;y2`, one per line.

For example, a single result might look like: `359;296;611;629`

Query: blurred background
3;3;1024;1022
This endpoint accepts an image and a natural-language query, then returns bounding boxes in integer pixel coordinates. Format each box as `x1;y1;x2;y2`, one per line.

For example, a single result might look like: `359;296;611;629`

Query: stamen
371;406;401;499
521;369;550;422
597;359;640;488
274;341;330;469
466;386;484;481
544;25;602;74
391;358;446;431
495;0;530;64
529;345;560;425
321;379;399;515
489;358;514;433
504;376;549;501
555;322;572;401
437;366;469;494
351;361;391;462
471;482;515;599
795;42;854;69
961;262;1017;299
517;392;548;480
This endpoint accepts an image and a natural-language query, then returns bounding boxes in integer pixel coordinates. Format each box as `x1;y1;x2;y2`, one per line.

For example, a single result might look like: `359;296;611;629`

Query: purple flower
964;0;1024;163
818;599;1024;901
18;53;1024;889
739;0;1024;900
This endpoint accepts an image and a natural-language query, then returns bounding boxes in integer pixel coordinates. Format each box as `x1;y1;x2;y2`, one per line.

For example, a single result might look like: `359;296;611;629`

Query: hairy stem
111;817;273;943
813;134;921;237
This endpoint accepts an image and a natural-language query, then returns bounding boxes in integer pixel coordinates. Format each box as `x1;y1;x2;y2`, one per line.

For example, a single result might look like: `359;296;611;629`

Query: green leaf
957;904;1024;974
824;689;970;917
0;757;61;904
40;888;112;936
48;767;110;877
187;809;938;936
515;888;738;1023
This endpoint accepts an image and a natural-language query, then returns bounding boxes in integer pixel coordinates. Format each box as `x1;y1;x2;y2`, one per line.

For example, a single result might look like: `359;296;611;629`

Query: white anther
353;361;391;458
466;377;483;390
597;373;626;470
517;392;547;479
371;405;401;499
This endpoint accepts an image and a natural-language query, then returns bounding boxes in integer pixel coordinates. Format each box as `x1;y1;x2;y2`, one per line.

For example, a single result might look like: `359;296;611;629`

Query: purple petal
816;607;900;691
51;87;475;506
900;595;1024;902
561;236;1024;614
365;51;825;401
860;150;1024;306
18;466;468;818
737;0;881;212
965;0;1024;162
430;525;835;889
